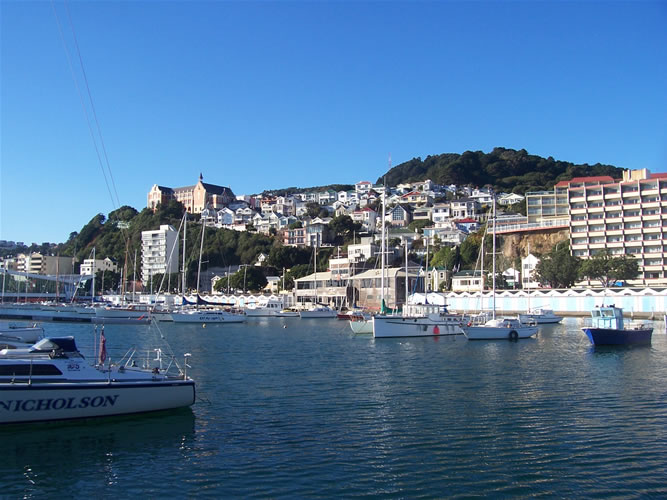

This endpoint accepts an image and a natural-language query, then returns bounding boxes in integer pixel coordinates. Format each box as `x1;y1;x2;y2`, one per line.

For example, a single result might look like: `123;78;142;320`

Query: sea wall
443;287;667;319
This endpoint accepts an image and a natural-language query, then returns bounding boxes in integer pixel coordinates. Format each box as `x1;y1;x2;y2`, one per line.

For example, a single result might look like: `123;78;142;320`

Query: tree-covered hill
55;200;278;288
378;147;625;193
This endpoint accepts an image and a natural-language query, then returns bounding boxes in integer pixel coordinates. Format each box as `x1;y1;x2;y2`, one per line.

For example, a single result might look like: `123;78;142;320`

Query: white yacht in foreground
0;336;195;424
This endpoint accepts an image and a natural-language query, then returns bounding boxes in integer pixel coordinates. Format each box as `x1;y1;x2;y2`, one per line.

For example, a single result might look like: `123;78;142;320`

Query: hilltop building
147;174;235;214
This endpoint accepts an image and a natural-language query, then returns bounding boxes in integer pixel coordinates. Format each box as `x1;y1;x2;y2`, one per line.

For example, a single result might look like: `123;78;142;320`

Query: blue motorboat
582;305;652;346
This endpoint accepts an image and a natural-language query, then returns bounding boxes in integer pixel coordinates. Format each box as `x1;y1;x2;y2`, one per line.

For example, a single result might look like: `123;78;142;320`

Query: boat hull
518;314;563;324
464;325;538;340
0;380;195;424
582;327;653;346
171;312;246;323
373;315;464;338
299;309;337;318
349;319;373;334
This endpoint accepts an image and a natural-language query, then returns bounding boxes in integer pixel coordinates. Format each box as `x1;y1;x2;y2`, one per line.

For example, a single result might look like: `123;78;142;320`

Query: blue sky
1;1;666;245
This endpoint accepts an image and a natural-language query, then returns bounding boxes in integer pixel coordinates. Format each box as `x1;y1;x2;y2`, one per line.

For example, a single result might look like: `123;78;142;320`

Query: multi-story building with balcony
141;225;179;286
567;169;667;285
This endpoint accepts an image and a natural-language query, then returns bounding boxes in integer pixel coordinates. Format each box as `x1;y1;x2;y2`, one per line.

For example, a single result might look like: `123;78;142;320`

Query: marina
1;317;666;497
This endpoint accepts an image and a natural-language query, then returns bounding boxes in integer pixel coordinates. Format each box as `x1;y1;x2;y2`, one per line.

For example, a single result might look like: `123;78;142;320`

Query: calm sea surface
2;317;667;498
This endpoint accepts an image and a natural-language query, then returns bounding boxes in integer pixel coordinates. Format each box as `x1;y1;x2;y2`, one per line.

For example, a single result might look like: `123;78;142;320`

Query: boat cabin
590;305;624;330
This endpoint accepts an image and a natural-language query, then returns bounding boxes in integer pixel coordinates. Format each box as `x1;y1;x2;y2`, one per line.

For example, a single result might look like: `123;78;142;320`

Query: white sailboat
462;197;538;340
372;237;465;338
171;214;245;324
517;244;563;324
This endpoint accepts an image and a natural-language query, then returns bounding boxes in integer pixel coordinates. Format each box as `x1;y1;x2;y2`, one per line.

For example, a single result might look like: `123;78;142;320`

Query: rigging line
50;0;116;210
63;0;121;210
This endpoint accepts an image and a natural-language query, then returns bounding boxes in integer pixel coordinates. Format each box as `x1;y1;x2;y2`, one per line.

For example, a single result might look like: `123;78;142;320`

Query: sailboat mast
133;248;137;303
196;215;206;296
492;195;497;320
404;241;408;309
182;213;187;296
380;170;387;311
91;247;96;303
314;244;318;306
526;242;530;311
425;237;429;294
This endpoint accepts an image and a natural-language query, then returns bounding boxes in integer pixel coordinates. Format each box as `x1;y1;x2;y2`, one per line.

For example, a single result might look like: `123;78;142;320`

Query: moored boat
245;297;287;317
518;308;563;325
349;312;373;334
299;304;337;319
373;303;465;338
582;305;652;345
170;307;246;323
463;317;538;340
0;321;44;344
0;335;195;424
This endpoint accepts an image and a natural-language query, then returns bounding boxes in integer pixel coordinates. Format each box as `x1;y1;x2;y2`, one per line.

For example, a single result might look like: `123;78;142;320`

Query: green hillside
378;147;625;193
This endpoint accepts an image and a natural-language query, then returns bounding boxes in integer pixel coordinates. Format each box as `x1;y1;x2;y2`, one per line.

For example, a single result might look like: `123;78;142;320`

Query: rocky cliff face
495;229;570;268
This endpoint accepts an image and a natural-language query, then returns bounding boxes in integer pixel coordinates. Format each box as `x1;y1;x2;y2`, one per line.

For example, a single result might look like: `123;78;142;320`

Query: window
0;364;63;376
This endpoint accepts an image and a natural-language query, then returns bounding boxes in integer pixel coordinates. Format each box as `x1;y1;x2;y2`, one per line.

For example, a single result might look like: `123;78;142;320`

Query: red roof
555;176;615;187
650;173;667;179
456;218;477;223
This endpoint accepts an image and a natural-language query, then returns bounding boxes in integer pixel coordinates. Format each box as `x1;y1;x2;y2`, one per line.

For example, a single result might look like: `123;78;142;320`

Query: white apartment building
568;169;667;286
347;238;379;263
141;225;179;286
80;257;118;276
432;203;451;225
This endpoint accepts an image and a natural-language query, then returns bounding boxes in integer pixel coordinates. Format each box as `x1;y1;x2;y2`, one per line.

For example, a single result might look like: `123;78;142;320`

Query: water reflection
1;409;195;496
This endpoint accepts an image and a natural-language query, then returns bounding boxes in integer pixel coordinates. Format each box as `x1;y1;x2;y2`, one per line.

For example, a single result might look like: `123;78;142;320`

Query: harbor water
2;317;667;498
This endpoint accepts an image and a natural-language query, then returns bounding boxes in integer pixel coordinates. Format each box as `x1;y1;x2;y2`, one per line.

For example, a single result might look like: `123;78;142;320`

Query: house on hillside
388;205;413;227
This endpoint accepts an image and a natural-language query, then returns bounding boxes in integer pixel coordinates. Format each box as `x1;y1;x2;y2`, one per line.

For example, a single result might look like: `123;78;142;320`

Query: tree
328;215;362;245
407;219;431;233
267;245;311;269
579;250;639;288
214;266;268;292
459;231;484;268
305;202;321;218
534;242;581;288
282;263;311;290
431;245;459;271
